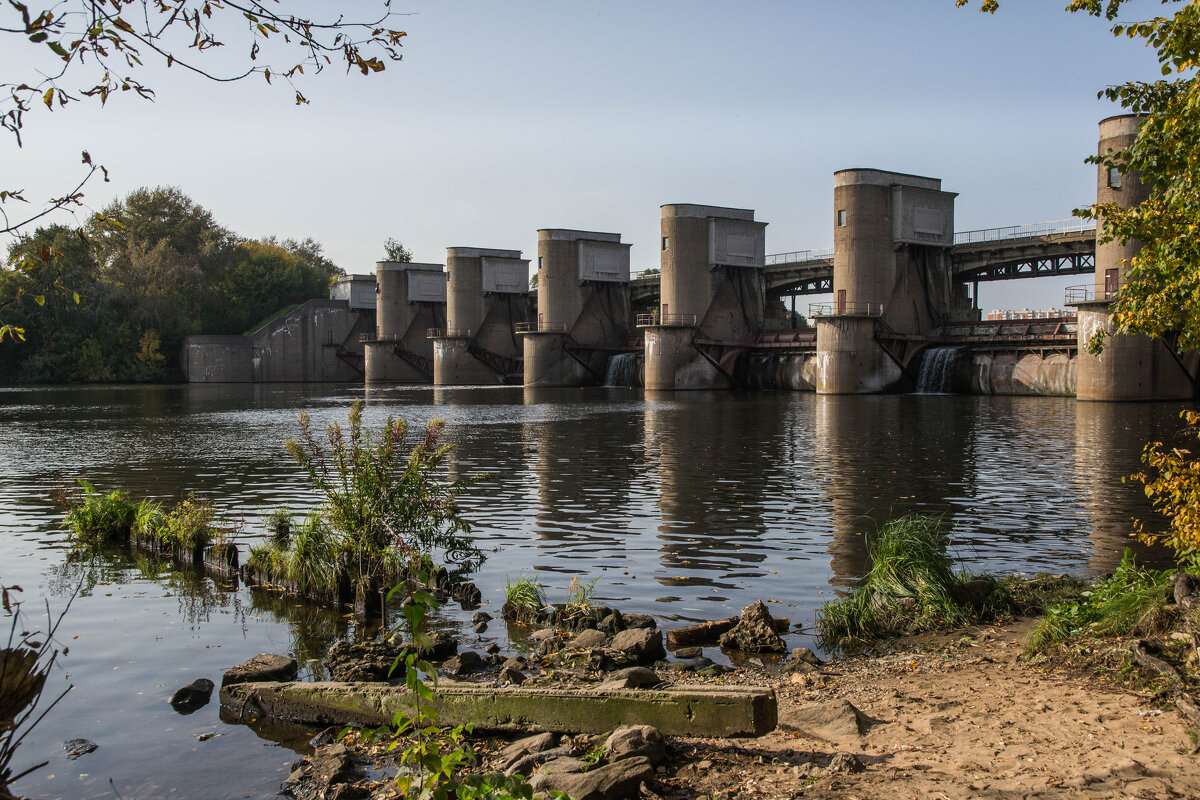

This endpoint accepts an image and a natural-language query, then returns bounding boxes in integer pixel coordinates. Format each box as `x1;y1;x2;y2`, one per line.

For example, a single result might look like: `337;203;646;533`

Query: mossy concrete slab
219;680;777;738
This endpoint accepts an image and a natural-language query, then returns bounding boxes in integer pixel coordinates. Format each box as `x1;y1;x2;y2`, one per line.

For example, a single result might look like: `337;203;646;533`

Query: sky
0;0;1169;311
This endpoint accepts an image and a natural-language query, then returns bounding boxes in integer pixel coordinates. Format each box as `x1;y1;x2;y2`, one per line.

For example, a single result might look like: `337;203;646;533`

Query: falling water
916;346;965;394
604;352;640;386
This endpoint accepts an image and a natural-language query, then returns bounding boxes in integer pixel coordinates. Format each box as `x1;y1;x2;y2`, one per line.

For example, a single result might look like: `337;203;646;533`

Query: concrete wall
971;353;1076;396
183;336;254;383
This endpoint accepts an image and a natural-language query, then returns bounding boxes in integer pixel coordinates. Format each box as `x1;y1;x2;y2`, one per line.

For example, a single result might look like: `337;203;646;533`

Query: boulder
571;629;608;650
609;628;666;665
530;755;654;800
529;628;559;642
596;667;661;692
538;756;587;776
538;636;565;656
718;601;786;654
778;700;884;741
496;731;560;772
222;653;298;687
473;612;494;624
952;578;996;608
499;665;526;686
784;648;823;674
61;738;98;759
441;651;484;677
672;646;702;660
604;725;667;765
326;631;457;682
169;678;214;714
311;742;352;784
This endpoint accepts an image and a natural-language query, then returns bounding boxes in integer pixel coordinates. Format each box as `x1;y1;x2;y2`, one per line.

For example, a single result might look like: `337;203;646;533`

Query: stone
571;629;608;650
474;622;488;633
952;578;996;607
442;651;484;677
529;628;559;642
499;665;526;686
539;635;565;656
672;646;702;660
597;610;625;635
326;631;457;682
169;678;215;714
788;647;823;667
311;742;352;784
501;656;528;673
497;731;560;772
609;628;666;665
597;667;661;691
823;752;864;775
485;643;501;656
778;700;883;741
531;755;654;800
604;725;667;765
61;738;98;759
718;601;786;654
222;653;298;687
622;614;657;630
473;611;494;624
538;756;587;776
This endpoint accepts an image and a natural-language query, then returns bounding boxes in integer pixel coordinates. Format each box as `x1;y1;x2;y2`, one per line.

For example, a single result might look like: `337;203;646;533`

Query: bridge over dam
184;116;1196;401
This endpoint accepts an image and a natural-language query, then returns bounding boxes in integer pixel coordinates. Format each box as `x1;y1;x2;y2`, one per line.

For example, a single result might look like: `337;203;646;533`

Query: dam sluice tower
431;247;531;385
521;229;634;387
642;204;768;390
363;261;447;383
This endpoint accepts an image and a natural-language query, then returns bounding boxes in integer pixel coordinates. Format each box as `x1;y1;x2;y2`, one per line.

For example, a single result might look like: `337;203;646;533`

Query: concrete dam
183;116;1198;402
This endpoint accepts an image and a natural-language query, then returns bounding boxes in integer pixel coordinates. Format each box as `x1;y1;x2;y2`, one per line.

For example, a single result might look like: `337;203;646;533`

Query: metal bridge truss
954;252;1094;284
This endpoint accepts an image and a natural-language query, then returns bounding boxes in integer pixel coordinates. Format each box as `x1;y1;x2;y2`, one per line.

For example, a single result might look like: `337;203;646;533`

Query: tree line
0;186;343;383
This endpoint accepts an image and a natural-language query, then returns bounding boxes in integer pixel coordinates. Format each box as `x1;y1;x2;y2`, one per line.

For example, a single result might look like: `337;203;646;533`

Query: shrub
63;479;136;542
132;499;166;540
159;493;217;550
1131;410;1200;563
503;574;546;622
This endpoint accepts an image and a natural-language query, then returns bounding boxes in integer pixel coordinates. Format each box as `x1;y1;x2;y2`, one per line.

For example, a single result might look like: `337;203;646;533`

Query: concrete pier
363;261;446;383
1072;115;1196;401
432;247;531;385
522;229;633;387
642;204;767;390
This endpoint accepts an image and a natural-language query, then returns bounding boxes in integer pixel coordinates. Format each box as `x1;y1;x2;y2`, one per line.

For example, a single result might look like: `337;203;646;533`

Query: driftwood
667;616;790;648
1129;639;1200;730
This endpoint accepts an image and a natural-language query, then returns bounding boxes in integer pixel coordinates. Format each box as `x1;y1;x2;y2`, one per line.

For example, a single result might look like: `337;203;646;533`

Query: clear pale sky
1;0;1167;310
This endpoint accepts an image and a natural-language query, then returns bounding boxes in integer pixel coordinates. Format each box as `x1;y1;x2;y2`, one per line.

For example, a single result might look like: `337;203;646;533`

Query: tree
956;1;1200;351
384;237;413;263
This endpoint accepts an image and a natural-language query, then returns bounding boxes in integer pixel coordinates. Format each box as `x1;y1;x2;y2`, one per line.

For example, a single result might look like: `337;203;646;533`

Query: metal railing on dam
808;302;884;318
635;313;698;327
764;247;834;266
514;321;568;333
426;328;472;339
953;218;1096;245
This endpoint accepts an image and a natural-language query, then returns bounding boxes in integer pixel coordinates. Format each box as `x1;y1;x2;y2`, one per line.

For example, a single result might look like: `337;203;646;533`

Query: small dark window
1107;167;1122;189
662;236;670;251
538;256;543;268
837;209;847;227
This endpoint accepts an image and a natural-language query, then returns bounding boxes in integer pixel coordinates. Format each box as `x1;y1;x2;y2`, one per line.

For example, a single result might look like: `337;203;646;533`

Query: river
0;383;1188;799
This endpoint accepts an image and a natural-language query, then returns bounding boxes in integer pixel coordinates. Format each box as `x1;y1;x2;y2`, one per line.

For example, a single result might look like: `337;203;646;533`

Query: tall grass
63;479;136;542
817;515;1007;646
503;574;547;622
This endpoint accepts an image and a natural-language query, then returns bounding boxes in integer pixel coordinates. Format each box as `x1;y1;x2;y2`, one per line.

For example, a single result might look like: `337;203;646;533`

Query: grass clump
1025;548;1175;653
817;515;1011;647
63;479;136;542
563;575;599;617
502;574;547;623
160;494;217;549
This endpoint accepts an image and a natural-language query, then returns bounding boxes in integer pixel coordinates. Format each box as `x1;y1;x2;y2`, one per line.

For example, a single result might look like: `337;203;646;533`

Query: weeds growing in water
817;515;1012;647
62;479;136;542
563;575;599;617
503;574;547;621
1025;549;1175;653
159;494;217;550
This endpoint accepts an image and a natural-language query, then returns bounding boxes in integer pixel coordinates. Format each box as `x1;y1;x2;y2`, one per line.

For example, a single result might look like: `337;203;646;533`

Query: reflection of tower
522;230;634;387
1072;116;1196;400
1073;401;1178;573
641;205;768;390
811;396;972;587
432;247;531;385
643;393;781;584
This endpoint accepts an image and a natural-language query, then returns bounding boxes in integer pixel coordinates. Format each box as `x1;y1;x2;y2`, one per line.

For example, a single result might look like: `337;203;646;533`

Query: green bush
503;574;547;621
63;479;136;542
817;515;1010;647
158;493;217;550
1026;549;1174;653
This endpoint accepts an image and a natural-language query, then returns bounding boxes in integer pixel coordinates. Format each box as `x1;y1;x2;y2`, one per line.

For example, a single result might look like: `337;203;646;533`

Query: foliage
365;577;562;800
817;515;1011;646
1025;549;1174;652
62;478;136;542
1129;410;1200;560
562;575;599;617
158;493;217;550
504;574;547;617
0;581;73;798
385;238;414;263
959;0;1200;354
264;507;294;544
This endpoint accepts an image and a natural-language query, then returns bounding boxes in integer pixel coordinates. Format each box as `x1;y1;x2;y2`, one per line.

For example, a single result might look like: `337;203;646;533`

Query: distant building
986;307;1074;321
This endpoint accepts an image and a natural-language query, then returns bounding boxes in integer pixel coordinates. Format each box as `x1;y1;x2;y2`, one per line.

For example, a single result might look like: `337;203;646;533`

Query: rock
778;700;884;741
499;665;526;685
169;678;215;714
326;631;457;682
501;655;528;673
455;582;482;609
571;629;608;650
718;601;786;654
485;643;501;656
529;628;559;642
442;651;484;677
604;725;667;765
597;610;625;635
474;622;488;633
326;784;368;800
311;742;352;784
823;752;864;775
308;727;339;748
952;578;996;607
672;646;702;660
496;731;560;772
597;667;661;691
531;755;654;800
538;756;587;775
788;647;823;667
222;653;298;687
539;635;565;656
622;614;657;630
610;628;666;665
473;612;494;624
61;738;98;759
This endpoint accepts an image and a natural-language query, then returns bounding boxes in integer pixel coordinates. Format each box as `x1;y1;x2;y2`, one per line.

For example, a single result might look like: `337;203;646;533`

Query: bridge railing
635;313;698;327
360;332;402;343
764;247;835;266
954;218;1096;245
426;328;472;339
808;302;884;318
514;321;568;334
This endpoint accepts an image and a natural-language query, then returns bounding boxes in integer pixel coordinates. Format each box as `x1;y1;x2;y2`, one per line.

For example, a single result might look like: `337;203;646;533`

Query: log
666;616;790;648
